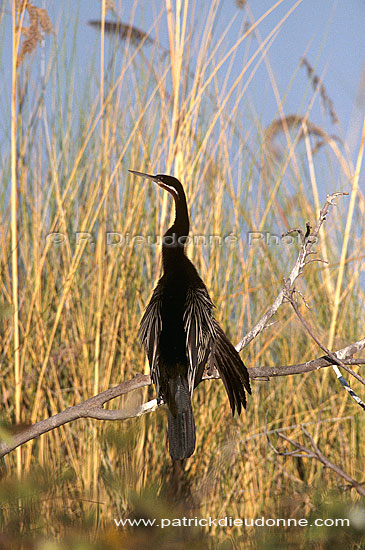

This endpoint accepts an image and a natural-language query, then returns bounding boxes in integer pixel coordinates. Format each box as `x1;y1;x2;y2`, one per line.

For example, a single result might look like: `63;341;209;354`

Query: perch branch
0;374;154;458
1;339;363;458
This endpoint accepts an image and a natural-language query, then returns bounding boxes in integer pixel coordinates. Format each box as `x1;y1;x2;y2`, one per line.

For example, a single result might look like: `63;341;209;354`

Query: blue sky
1;1;364;167
71;0;365;156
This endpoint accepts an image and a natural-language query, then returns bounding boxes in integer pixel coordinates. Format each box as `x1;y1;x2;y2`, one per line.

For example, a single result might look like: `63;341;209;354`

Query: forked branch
266;425;365;497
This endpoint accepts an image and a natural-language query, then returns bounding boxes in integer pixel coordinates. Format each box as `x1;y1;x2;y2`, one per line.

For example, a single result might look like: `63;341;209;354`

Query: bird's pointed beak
128;170;159;183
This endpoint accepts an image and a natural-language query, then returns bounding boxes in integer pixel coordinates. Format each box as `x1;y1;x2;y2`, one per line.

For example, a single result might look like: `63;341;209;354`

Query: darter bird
129;170;251;460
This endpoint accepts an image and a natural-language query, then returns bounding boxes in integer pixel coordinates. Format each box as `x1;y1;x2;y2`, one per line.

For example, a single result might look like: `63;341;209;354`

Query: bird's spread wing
210;319;251;415
138;284;163;395
183;286;216;394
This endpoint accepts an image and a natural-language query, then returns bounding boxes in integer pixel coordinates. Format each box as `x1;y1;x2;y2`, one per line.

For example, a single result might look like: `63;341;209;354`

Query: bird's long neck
162;189;189;273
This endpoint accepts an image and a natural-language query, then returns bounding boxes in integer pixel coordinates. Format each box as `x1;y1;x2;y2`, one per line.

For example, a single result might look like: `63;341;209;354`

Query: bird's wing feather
210;319;251;415
184;286;216;394
138;284;163;395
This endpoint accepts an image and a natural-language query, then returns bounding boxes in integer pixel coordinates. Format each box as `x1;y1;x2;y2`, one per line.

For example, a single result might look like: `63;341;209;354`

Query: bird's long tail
211;319;251;416
167;375;195;461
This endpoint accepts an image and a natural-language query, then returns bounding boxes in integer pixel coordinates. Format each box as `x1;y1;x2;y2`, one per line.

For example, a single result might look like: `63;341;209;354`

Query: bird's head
129;170;183;201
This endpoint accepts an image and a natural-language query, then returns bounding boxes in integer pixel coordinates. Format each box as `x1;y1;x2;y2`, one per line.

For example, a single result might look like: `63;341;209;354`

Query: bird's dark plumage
129;170;251;460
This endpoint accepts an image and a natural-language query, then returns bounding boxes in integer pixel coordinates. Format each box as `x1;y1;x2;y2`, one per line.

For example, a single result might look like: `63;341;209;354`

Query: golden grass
327;116;365;348
1;1;364;548
11;0;21;480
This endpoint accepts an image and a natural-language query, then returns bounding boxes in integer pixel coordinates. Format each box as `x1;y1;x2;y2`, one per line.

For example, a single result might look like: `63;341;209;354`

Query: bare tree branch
266;425;365;497
236;192;348;352
205;338;365;379
1;339;363;459
0;374;154;458
234;190;364;410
